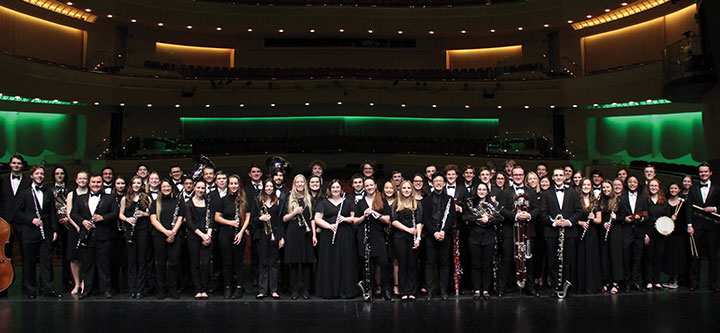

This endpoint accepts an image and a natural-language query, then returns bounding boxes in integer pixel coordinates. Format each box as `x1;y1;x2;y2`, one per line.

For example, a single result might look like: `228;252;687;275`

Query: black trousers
394;234;418;296
250;234;259;284
80;237;112;295
152;235;184;292
424;236;451;295
469;241;494;292
257;235;279;294
187;235;212;293
546;236;577;289
289;263;312;294
644;232;667;284
499;236;536;291
218;227;247;288
126;227;150;294
622;232;644;284
690;225;718;288
21;237;54;294
111;234;127;292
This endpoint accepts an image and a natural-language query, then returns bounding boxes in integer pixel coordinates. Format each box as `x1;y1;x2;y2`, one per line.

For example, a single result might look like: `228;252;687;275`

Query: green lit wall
181;116;500;139
587;112;705;165
0;111;86;164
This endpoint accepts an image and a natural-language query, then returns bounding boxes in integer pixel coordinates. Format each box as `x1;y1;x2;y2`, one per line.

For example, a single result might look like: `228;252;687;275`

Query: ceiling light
337;101;343;105
490;29;496;33
131;19;137;23
586;15;592;18
464;105;470;109
147;104;152;107
461;30;467;34
568;20;573;23
239;104;245;107
158;22;164;27
66;2;73;5
497;105;502;109
205;104;210;108
543;24;549;28
120;103;125;106
106;14;113;18
605;8;611;12
573;104;578;108
401;104;406;107
369;102;375;106
247;28;253;32
216;27;222;31
85;8;91;12
94;101;99;105
186;26;192;29
175;104;180;108
368;29;373;33
517;27;523;31
270;103;276;107
305;102;310;106
621;2;628;6
397;30;403;34
339;28;344;33
429;30;435;34
310;29;315;33
278;29;284;33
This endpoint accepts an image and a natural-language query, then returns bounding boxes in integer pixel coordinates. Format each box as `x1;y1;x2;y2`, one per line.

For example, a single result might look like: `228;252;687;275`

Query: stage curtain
445;45;522;69
0;111;82;163
155;42;234;67
0;6;85;67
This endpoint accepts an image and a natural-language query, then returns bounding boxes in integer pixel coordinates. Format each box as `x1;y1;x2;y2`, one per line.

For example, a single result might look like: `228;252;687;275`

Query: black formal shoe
483;291;491;300
473;292;481;300
78;293;86;299
303;291;310;300
290;292;298;300
426;294;433;301
232;287;244;299
129;293;136;299
383;290;392;301
157;291;166;300
135;293;143;299
440;293;449;301
223;287;232;299
632;283;642;291
531;289;541;297
45;291;62;299
104;291;113;299
497;291;504;298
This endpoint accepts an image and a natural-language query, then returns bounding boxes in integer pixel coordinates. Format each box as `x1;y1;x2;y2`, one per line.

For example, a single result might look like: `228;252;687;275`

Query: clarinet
332;193;346;245
128;202;140;244
30;187;47;241
170;200;180;229
552;214;572;299
581;200;598;240
604;200;619;242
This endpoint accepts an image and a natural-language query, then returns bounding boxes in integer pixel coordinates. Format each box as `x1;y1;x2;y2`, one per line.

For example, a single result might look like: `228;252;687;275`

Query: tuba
192;154;216;181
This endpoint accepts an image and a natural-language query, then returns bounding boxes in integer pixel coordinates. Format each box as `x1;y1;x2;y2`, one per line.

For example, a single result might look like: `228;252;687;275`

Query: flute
332;193;346;245
30;187;47;240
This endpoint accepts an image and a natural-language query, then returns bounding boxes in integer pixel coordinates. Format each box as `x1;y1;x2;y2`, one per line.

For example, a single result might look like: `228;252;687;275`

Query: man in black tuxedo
478;167;503;202
70;173;119;298
101;167;114;195
422;173;455;300
16;165;61;299
541;168;582;298
0;155;31;298
617;175;649;292
272;168;290;202
687;162;720;291
244;165;264;287
498;165;541;297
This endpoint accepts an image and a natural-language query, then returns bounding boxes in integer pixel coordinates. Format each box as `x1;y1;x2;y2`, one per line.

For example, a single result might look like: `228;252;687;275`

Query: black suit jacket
540;188;582;238
16;186;57;241
618;191;650;238
422;192;455;236
686;183;720;233
70;192;119;242
499;186;541;237
0;173;32;224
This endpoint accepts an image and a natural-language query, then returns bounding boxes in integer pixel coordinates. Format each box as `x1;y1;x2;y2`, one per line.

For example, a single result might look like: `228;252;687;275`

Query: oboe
128;202;140;244
30;187;46;241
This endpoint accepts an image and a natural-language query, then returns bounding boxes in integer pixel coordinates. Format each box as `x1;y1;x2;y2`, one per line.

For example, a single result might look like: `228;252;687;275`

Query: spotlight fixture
490;29;496;33
497;105;502;109
147;103;152;107
186;25;193;29
175;104;180;108
310;29;315;33
621;2;628;6
216;27;222;31
278;29;284;33
337;101;343;105
543;24;549;28
517;27;523;31
270;103;276;107
401;104;406;107
66;1;73;4
239;104;245;107
464;105;470;109
247;28;253;32
205;104;210;108
586;15;592;18
524;105;529;109
568;20;573;23
428;30;435;34
106;14;113;18
461;30;467;34
94;101;100;105
368;29;373;33
369;102;375;106
572;104;578;108
339;28;344;33
605;8;611;12
305;102;310;106
432;104;437;108
550;105;556;108
397;30;403;34
120;103;125;106
158;22;164;27
72;101;78;104
131;19;137;23
85;8;91;12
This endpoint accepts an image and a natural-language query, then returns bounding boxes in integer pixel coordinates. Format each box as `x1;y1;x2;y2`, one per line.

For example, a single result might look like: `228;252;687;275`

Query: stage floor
1;290;719;332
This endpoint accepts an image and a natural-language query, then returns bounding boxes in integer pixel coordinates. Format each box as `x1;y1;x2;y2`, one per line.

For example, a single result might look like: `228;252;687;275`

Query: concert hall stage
1;290;717;332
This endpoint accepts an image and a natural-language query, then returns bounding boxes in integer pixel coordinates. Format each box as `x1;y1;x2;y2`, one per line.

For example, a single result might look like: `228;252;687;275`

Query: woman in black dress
149;179;185;299
314;179;357;299
391;180;423;300
355;177;393;301
382;181;400;297
214;174;251;299
576;178;602;294
598;180;623;294
282;174;315;300
119;176;151;299
65;171;88;295
411;173;428;294
307;175;324;203
184;180;213;299
462;183;500;299
254;179;283;299
645;178;670;290
664;182;688;289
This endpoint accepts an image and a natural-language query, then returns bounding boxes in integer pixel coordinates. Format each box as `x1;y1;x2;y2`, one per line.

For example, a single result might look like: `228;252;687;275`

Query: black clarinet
358;219;372;302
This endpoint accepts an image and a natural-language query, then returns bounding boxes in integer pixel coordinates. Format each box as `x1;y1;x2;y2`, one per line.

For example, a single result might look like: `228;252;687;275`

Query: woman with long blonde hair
282;174;315;299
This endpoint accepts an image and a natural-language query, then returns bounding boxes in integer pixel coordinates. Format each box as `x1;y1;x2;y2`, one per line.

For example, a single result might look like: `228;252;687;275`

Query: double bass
0;217;13;292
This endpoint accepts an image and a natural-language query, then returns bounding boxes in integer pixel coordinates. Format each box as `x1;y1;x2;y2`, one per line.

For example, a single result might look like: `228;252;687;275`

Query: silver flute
332;193;346;245
30;187;46;240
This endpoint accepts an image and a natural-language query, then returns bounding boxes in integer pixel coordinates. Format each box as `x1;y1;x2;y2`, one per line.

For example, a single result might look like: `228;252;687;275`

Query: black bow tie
700;183;709;188
593;185;601;190
515;186;524;191
11;175;20;180
447;185;456;189
555;188;564;193
90;193;101;197
34;186;43;192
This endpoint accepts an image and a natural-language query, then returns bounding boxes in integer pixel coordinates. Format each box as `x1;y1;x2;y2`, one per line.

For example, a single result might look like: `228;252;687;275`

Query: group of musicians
1;154;718;301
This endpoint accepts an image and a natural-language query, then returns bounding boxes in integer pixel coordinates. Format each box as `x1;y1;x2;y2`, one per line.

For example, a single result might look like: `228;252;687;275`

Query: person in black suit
461;165;480;195
498;165;541;297
16;165;61;299
244;165;264;287
541;168;582;298
50;166;74;292
70;173;119;299
0;155;31;298
479;167;503;202
271;168;290;202
309;160;328;193
462;183;501;299
617;175;649;292
686;162;720;291
421;173;455;300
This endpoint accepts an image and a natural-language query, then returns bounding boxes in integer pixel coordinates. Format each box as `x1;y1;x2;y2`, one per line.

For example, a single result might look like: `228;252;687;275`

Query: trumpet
259;198;275;241
294;199;311;233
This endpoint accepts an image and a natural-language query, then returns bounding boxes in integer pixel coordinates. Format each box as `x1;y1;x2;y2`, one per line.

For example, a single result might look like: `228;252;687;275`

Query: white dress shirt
89;192;101;215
